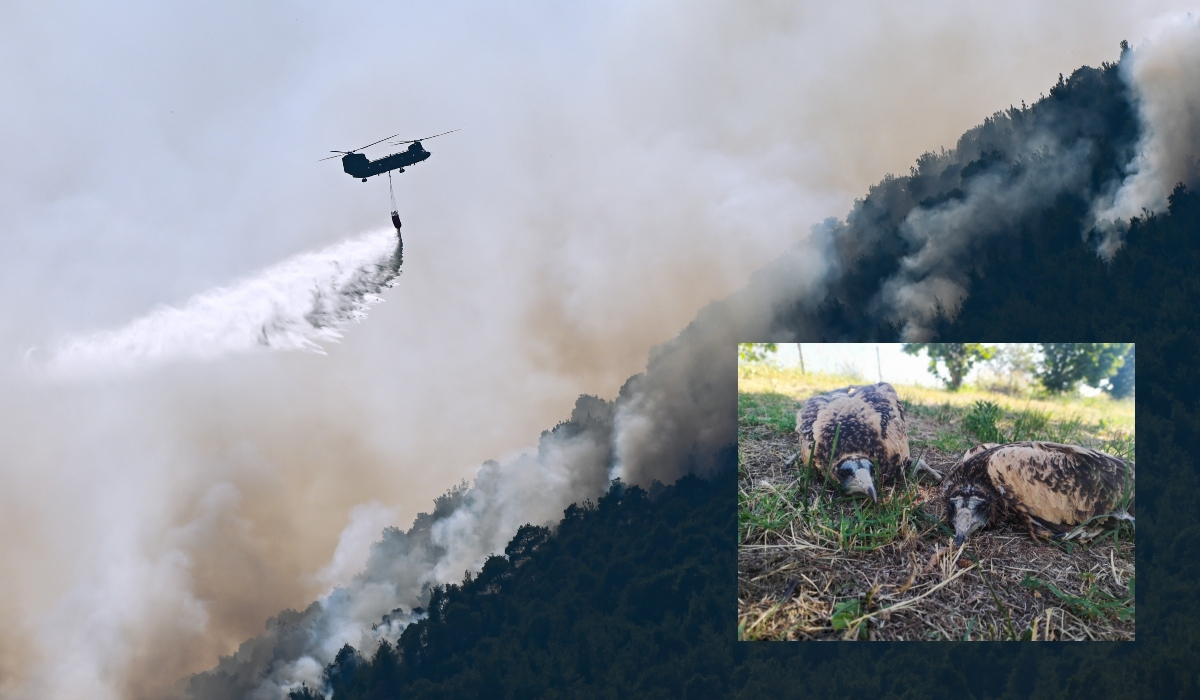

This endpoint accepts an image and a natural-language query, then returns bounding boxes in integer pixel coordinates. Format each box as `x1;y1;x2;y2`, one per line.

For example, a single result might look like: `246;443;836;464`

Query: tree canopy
1106;345;1135;398
1036;343;1130;394
738;343;777;363
902;343;995;391
288;461;736;700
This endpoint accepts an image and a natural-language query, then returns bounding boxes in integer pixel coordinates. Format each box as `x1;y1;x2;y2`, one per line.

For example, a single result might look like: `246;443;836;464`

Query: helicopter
321;129;457;231
320;130;458;181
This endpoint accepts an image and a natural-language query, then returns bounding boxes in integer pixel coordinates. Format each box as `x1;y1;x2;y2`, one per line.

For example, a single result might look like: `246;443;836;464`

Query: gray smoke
1090;17;1200;256
185;396;615;698
772;19;1200;340
880;138;1095;339
180;231;834;698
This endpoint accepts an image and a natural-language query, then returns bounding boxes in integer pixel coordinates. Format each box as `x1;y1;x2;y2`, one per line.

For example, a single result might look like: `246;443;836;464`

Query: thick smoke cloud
0;3;1193;700
187;397;616;698
1090;17;1200;255
182;244;837;698
879;138;1097;339
868;15;1200;338
764;24;1200;340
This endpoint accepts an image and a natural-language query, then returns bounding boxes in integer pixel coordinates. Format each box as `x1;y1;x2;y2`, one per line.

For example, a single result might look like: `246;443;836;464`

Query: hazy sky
0;2;1189;698
772;344;941;386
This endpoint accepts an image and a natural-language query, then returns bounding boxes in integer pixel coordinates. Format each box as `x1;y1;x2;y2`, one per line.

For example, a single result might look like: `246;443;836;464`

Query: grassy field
737;366;1134;641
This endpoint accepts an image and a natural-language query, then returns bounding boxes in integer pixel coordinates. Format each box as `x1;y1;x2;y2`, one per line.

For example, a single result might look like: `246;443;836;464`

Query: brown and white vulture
942;441;1134;545
795;382;912;503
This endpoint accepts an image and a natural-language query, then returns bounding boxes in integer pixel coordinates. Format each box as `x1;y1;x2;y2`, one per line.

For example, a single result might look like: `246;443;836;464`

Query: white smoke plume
187;396;615;699
43;230;403;379
1090;16;1200;256
798;22;1200;341
881;140;1095;339
182;222;834;698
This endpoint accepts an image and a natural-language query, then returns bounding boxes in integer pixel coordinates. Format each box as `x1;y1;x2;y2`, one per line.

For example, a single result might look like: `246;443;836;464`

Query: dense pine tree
292;461;736;700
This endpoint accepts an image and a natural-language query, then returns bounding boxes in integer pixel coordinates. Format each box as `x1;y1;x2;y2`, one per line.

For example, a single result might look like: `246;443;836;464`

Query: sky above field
774;343;941;387
0;2;1183;698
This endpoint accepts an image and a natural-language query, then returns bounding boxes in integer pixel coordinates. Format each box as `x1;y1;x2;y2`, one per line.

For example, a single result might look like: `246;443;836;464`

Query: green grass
741;466;931;554
929;429;973;455
963;400;1005;443
831;598;868;639
1100;432;1136;461
1020;575;1135;622
959;400;1134;460
738;391;796;434
738;365;1135;641
1010;408;1051;441
738;480;801;541
824;489;922;551
740;365;1133;434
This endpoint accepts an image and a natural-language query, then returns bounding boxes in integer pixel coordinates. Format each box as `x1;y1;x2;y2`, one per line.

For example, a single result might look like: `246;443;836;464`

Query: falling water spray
42;230;404;380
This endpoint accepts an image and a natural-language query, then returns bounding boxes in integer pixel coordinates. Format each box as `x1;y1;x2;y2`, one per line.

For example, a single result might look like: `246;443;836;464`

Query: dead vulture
942;441;1134;545
795;382;911;503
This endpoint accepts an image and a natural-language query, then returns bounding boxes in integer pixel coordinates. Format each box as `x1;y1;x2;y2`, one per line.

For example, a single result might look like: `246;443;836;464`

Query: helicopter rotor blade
319;132;403;163
350;132;402;153
390;129;461;145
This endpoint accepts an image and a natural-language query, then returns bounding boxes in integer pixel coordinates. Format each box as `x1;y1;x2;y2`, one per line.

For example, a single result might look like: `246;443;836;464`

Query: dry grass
737;369;1134;642
739;365;1135;435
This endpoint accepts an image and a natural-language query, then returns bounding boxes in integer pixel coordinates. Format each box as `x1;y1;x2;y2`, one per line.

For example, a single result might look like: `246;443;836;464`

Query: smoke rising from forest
773;18;1200;341
0;4;1195;700
181;249;831;697
1090;19;1200;255
184;17;1200;687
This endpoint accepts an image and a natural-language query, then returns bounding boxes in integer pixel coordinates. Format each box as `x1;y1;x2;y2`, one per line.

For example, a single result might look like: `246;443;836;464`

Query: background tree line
903;342;1133;397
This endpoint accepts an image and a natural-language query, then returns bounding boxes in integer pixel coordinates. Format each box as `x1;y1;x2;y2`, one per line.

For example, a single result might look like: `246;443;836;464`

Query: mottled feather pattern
795;382;911;483
943;441;1133;537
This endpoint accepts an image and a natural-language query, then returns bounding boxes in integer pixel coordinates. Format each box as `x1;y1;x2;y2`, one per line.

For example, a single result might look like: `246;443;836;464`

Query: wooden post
798;344;806;374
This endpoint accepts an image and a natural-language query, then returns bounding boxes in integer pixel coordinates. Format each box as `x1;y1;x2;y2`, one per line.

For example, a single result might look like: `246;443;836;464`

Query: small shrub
964;400;1005;443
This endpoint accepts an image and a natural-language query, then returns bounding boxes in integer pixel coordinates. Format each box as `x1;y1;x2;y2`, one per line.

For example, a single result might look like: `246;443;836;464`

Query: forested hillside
289;461;735;699
205;52;1199;700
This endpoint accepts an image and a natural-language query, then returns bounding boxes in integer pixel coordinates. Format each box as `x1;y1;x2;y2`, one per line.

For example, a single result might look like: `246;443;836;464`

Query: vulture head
834;456;878;504
944;484;994;546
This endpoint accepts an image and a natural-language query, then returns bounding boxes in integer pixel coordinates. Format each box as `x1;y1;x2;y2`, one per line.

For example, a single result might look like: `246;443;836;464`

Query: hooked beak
952;509;975;547
851;467;877;504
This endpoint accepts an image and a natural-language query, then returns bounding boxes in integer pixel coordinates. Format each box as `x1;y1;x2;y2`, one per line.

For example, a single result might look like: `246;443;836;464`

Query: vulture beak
953;507;976;547
851;465;877;504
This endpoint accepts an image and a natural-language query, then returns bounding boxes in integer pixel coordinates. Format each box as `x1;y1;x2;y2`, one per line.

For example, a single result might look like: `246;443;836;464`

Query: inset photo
738;343;1134;641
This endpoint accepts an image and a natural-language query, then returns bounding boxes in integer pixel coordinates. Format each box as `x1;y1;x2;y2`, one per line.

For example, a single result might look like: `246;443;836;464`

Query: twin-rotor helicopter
320;129;457;230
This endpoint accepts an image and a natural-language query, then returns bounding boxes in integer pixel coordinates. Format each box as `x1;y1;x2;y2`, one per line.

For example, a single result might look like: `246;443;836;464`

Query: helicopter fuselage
342;142;431;180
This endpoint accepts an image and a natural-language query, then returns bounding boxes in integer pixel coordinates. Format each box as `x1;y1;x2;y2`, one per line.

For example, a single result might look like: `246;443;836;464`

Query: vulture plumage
942;441;1134;545
795;382;912;503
